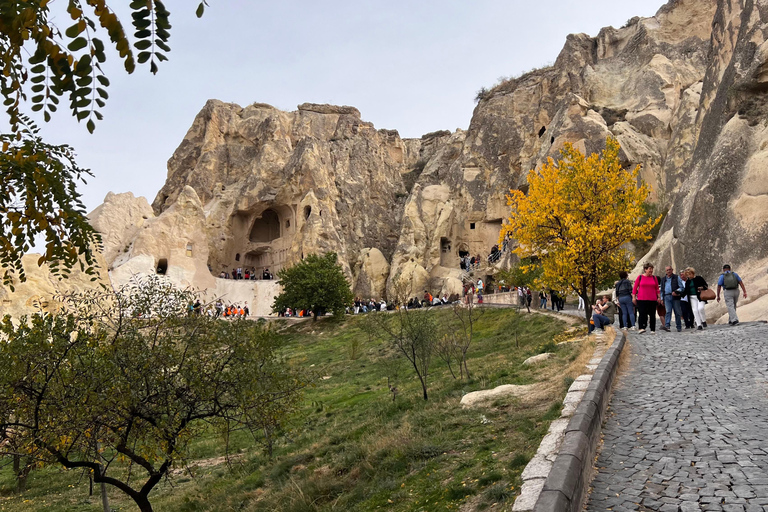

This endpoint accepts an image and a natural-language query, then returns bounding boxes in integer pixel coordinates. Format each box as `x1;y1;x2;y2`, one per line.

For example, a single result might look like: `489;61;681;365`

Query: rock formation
5;0;768;322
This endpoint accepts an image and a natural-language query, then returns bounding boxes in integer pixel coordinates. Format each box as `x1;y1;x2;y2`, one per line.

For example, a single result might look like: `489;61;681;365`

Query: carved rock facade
7;0;768;321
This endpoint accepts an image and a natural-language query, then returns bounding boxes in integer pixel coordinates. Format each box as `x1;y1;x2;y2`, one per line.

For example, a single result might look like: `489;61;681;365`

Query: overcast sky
28;0;666;214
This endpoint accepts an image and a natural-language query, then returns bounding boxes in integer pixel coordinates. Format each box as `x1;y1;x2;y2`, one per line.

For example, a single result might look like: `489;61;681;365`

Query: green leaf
196;3;205;18
134;40;152;51
96;75;110;87
86;119;95;133
30;64;46;74
65;23;83;39
68;37;88;52
75;55;92;74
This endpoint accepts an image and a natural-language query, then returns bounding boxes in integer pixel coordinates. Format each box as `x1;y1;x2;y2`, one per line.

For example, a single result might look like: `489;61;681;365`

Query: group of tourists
594;263;747;333
219;267;274;280
189;299;250;318
460;254;484;271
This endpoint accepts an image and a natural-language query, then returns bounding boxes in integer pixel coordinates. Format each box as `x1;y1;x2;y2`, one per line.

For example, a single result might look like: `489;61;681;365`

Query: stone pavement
587;323;768;512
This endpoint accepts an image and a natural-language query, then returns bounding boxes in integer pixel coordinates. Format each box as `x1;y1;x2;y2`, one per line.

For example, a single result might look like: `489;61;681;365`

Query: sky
26;0;667;214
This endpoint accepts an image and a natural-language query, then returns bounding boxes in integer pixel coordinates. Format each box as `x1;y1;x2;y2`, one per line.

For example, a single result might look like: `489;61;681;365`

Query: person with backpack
717;264;747;325
632;262;661;334
615;271;635;330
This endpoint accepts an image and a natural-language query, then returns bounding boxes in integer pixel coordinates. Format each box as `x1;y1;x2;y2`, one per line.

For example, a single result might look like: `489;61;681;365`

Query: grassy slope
0;308;588;512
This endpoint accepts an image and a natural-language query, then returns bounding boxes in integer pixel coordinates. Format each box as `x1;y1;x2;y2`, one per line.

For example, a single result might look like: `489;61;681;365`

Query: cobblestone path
587;323;768;512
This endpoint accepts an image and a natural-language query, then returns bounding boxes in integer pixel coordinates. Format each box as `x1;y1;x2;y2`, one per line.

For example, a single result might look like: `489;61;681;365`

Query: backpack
615;279;632;297
722;272;739;290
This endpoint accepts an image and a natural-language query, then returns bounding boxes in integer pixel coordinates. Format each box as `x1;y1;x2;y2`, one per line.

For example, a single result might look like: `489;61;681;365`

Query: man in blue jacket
659;265;683;332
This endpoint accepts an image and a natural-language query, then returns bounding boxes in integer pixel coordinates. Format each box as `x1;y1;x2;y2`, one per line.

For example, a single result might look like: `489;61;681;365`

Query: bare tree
376;308;438;400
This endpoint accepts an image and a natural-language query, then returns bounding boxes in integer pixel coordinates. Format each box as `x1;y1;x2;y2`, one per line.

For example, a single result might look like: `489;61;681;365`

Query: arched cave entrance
249;209;281;243
156;258;168;275
440;237;453;267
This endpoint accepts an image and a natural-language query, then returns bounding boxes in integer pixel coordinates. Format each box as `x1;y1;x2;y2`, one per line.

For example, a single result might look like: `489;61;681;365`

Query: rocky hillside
10;0;768;322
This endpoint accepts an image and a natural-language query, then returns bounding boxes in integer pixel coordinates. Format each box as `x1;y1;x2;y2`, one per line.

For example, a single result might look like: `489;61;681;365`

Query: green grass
0;308;587;512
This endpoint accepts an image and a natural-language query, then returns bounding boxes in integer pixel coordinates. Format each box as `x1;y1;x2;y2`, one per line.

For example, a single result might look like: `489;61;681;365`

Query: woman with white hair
684;267;709;330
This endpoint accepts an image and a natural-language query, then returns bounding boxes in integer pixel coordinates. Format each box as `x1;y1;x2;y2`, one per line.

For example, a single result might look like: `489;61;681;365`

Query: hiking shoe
702;322;708;328
677;329;682;332
661;326;671;332
732;320;739;326
697;326;703;330
638;329;646;334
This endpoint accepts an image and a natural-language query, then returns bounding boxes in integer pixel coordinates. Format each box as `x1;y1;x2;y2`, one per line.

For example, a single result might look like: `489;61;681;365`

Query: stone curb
532;332;627;512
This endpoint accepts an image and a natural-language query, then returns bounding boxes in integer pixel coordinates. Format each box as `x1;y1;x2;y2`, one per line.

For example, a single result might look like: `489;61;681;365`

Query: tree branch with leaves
0;0;211;286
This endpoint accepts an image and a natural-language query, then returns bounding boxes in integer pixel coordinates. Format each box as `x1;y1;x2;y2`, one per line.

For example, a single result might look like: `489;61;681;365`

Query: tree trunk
134;495;153;512
14;457;31;493
101;481;110;512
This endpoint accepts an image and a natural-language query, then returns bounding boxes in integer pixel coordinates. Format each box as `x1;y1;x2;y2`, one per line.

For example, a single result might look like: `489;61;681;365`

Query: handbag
700;288;715;301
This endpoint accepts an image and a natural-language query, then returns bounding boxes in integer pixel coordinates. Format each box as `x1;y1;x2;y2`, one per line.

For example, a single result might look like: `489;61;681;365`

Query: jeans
663;296;683;330
592;313;612;331
618;295;634;328
540;298;546;308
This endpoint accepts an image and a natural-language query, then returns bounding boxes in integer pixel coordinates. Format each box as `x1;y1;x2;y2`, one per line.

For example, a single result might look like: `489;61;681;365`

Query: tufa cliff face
71;0;765;321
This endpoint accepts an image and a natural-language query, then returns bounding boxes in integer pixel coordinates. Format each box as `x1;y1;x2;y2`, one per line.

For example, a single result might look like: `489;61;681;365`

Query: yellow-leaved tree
499;137;661;324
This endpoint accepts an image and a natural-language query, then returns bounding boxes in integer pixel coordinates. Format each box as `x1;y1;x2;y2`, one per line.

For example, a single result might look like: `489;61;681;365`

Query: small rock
523;353;554;366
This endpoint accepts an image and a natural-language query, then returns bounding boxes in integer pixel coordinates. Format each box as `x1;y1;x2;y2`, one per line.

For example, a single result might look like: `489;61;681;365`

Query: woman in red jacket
632;262;661;334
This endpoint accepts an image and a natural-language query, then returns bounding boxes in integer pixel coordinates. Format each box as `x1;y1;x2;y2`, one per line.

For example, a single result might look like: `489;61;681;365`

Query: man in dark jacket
660;265;683;332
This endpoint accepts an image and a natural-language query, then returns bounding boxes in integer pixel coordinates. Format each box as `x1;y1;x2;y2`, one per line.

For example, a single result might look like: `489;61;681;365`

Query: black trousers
637;300;657;331
680;300;695;328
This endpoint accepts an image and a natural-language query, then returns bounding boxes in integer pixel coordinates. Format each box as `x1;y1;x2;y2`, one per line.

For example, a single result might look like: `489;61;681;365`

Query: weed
484;482;514;503
478;471;504;486
509;453;530;470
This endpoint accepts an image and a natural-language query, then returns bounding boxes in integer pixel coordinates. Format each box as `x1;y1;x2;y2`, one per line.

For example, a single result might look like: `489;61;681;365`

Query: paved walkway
587;323;768;512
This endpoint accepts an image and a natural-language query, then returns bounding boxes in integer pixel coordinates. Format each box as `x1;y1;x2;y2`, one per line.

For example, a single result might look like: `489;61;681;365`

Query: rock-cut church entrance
249;209;281;243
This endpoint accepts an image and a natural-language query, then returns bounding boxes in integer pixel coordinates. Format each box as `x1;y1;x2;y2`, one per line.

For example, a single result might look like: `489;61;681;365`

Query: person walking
678;270;695;329
539;291;547;309
716;264;747;325
659;265;684;332
615;271;635;330
632;262;661;334
684;267;709;330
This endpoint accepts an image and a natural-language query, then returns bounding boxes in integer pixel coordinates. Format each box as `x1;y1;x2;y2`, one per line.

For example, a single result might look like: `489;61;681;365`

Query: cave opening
249;209;281;243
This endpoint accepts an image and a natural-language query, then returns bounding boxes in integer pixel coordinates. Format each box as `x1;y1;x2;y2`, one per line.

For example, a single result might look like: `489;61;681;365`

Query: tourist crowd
219;267;274;280
189;299;250;318
590;263;747;334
